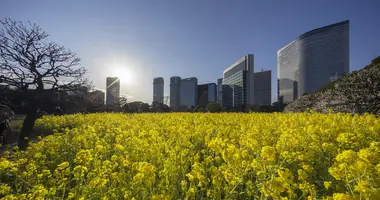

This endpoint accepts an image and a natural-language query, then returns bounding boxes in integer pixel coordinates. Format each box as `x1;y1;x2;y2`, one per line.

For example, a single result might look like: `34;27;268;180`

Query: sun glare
111;67;133;84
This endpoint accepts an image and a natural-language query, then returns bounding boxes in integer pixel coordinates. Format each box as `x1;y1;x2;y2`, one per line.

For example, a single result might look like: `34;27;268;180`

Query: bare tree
0;18;89;149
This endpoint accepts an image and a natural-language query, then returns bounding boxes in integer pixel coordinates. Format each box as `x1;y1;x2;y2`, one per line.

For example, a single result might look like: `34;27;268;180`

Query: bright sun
111;67;134;84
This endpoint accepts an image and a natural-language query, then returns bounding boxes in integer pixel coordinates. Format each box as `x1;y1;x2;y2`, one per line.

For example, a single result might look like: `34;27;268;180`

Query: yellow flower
74;150;93;164
0;113;379;199
132;173;144;184
261;146;277;163
57;162;70;170
0;184;11;195
336;150;357;164
122;159;130;167
324;181;332;189
186;173;195;181
67;192;75;200
332;193;354;200
0;159;13;170
301;164;313;173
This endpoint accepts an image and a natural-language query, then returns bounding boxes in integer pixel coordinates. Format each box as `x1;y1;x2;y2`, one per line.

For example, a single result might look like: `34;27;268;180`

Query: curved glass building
278;20;349;103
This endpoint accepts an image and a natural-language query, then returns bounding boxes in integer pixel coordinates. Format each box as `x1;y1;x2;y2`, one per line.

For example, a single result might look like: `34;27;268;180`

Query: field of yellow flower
1;113;380;199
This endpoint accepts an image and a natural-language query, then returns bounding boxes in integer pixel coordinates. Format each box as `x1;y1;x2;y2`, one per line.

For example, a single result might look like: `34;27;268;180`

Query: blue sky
1;0;379;103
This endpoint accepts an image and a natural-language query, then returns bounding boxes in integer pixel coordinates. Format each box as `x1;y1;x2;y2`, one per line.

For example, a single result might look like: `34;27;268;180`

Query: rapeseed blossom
0;112;379;199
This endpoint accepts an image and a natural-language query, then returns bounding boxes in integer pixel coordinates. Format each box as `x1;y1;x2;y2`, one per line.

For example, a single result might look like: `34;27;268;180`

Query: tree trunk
18;104;38;150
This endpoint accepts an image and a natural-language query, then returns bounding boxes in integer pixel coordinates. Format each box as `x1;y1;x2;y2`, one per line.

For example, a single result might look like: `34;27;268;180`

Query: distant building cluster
158;54;271;111
102;20;350;110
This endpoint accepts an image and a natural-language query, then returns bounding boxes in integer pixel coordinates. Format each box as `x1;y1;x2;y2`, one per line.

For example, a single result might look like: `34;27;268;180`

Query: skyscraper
222;54;254;109
153;77;164;103
106;77;120;105
278;20;349;103
254;70;271;106
170;76;181;110
197;83;217;106
217;78;223;105
180;77;198;108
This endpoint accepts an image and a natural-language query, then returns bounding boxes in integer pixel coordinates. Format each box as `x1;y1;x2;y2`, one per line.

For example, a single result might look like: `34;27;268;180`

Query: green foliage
205;102;222;113
272;101;288;112
196;106;206;112
126;101;150;113
151;102;170;113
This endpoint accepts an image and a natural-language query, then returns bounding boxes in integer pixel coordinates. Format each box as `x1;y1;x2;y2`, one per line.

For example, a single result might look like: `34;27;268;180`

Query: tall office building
180;77;198;108
153;77;164;103
106;77;120;105
254;70;272;106
217;78;223;105
170;76;181;109
222;54;254;109
197;83;217;106
278;20;349;103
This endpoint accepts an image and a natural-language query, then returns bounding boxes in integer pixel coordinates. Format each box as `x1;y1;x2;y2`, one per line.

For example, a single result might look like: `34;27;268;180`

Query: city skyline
2;0;379;104
98;18;347;108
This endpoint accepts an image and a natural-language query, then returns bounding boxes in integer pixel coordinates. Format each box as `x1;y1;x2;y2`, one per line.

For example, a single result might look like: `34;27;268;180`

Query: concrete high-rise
197;83;217;106
222;54;254;109
217;78;223;105
180;77;198;108
254;70;271;106
170;76;181;110
153;77;164;103
106;77;120;105
278;20;349;103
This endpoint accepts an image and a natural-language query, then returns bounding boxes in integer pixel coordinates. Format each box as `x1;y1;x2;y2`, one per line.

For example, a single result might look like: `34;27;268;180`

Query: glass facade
217;78;223;105
222;54;254;109
180;77;198;108
208;84;217;102
170;76;181;109
254;70;272;106
278;20;349;103
222;70;247;108
106;77;120;105
197;83;217;106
